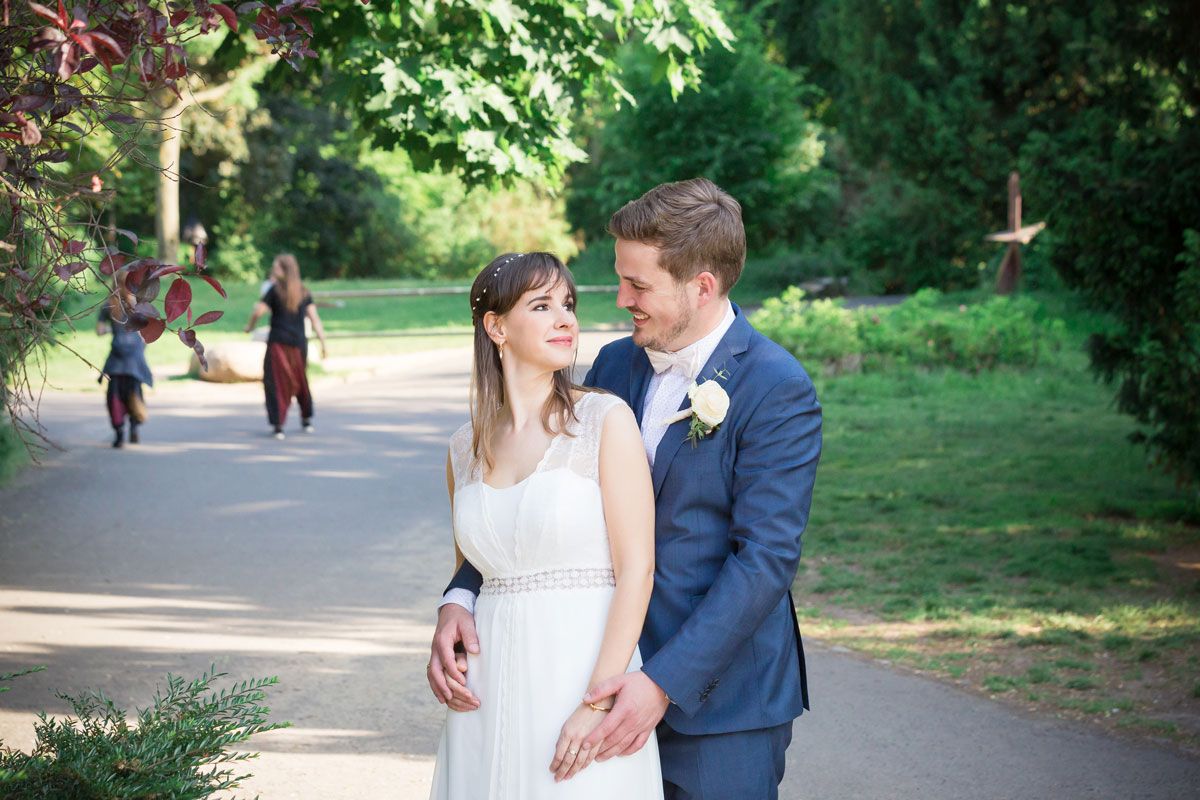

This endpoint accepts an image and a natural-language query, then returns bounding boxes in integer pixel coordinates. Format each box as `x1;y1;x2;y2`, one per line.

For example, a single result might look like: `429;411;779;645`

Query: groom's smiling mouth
630;311;650;326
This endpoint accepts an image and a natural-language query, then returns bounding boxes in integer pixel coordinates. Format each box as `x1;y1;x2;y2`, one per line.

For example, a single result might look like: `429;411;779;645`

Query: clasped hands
428;604;669;782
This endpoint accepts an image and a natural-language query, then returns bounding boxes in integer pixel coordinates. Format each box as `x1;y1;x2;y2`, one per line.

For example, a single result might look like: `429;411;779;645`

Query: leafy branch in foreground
0;666;288;799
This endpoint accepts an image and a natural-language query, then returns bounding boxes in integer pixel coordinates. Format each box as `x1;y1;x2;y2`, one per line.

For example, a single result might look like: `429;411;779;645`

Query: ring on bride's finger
567;748;579;756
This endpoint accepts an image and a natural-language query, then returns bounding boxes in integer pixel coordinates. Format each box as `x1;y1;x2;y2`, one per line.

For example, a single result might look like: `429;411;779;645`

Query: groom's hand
428;603;480;711
581;672;669;761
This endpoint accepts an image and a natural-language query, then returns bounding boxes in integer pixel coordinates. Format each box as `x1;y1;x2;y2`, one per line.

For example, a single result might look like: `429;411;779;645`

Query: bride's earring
497;342;505;360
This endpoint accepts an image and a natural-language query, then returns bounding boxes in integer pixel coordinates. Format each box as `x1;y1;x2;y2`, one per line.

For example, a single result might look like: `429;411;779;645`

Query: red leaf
193;241;206;269
164;277;192;323
115;228;138;245
169;9;190;26
132;301;160;319
19;114;41;145
10;94;49;112
53;261;86;280
178;327;197;347
148;263;185;281
27;3;61;25
193;310;224;326
194;349;209;371
140;318;166;343
99;249;126;275
87;30;126;61
200;274;227;298
63;239;86;254
211;3;238;31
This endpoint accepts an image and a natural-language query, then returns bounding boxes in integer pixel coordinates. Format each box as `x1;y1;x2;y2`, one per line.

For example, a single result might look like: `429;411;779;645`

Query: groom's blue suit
449;305;822;796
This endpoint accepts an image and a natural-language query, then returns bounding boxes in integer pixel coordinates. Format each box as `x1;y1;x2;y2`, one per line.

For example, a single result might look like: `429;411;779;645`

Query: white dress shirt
640;301;735;466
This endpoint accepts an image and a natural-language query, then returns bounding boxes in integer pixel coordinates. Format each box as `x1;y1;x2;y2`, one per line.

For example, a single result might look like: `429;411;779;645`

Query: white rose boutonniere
663;368;731;446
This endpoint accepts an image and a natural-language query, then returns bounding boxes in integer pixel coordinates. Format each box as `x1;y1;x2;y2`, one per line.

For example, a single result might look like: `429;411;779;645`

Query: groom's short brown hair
608;177;746;294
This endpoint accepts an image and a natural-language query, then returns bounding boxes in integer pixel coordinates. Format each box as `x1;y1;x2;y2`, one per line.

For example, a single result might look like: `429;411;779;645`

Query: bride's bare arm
551;403;654;781
591;403;655;693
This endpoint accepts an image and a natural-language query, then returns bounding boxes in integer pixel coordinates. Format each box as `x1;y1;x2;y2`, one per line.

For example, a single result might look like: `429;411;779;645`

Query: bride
428;252;663;798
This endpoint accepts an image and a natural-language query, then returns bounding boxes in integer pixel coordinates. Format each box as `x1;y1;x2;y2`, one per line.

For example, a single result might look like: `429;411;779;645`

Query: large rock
191;340;267;382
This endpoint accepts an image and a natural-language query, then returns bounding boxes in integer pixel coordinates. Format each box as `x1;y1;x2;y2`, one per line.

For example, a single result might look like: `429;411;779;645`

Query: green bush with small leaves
753;288;1061;374
0;667;285;800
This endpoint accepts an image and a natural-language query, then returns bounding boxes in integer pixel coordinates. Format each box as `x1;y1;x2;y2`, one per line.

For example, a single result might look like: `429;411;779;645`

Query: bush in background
753;288;1059;374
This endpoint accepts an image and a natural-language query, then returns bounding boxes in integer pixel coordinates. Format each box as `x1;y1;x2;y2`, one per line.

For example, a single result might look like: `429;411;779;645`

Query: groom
430;177;822;798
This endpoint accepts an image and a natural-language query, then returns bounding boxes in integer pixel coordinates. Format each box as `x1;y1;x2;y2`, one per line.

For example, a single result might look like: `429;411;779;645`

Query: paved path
2;334;1198;799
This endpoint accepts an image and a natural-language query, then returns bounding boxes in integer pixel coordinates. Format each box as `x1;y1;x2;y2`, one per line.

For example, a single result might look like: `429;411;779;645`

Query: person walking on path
96;294;153;448
244;253;328;440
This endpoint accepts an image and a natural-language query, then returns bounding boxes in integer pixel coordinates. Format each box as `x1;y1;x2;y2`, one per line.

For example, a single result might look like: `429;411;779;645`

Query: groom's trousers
657;719;793;799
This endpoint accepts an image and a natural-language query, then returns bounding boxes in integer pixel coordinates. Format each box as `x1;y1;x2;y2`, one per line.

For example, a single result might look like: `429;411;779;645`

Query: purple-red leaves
200;274;227;299
193;310;223;326
148;263;186;281
99;248;126;276
212;3;238;31
139;318;166;343
53;261;86;280
164;277;192;323
178;327;197;347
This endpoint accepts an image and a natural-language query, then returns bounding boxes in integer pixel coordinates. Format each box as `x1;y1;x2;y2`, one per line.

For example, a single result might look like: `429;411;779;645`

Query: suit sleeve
641;374;822;716
446;560;483;596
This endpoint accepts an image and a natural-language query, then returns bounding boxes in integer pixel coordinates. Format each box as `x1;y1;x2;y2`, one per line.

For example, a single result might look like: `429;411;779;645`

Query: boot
128;421;140;444
112;426;124;448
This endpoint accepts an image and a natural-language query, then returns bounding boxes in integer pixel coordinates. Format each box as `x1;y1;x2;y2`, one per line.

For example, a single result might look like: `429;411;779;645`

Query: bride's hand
550;702;609;782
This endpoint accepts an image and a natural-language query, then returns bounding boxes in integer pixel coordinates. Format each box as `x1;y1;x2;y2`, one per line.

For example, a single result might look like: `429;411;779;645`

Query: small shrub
0;667;286;799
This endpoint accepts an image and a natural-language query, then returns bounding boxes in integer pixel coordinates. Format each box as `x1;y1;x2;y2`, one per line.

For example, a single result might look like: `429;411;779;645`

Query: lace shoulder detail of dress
447;420;476;488
560;391;630;483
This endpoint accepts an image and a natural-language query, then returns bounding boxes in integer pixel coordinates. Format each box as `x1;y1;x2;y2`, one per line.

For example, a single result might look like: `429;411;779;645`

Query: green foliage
0;417;29;486
785;0;1200;483
0;667;45;695
753;288;1059;373
566;4;838;254
311;0;734;186
177;96;579;282
0;667;286;799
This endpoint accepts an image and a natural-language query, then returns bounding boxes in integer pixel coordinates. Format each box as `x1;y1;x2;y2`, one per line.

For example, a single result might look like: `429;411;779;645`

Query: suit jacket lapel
650;308;752;497
628;348;654;426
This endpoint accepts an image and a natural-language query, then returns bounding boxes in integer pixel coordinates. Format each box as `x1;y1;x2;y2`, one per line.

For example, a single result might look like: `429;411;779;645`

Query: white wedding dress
429;392;663;799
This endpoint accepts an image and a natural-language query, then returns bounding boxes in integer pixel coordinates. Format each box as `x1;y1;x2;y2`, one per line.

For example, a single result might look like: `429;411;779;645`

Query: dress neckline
480;393;591;490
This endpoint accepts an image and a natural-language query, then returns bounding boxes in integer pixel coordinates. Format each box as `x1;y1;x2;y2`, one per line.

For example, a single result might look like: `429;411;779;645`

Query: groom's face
614;238;695;352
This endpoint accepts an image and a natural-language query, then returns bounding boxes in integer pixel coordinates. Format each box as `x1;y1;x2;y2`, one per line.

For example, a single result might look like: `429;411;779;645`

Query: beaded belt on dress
481;567;615;595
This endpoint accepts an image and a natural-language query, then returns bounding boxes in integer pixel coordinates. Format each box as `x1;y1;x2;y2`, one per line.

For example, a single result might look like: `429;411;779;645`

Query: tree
1;0;733;446
565;3;837;256
798;0;1200;486
303;0;735;187
1;0;319;446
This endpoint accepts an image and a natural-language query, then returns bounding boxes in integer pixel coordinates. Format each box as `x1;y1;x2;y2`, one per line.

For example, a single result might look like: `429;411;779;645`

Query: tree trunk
156;116;181;265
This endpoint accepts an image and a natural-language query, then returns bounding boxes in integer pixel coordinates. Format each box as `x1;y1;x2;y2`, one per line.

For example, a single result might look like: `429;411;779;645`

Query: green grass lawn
789;293;1200;750
32;273;775;392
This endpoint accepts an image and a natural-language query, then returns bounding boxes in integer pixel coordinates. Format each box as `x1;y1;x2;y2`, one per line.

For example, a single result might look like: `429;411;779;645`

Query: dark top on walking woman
99;305;154;386
262;286;313;350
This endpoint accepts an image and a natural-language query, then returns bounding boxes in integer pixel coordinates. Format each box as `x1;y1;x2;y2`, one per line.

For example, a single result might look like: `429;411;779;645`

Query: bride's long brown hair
469;252;581;471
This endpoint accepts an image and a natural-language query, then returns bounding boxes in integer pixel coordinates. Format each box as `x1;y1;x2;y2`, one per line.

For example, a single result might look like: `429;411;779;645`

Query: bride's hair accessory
472;253;524;313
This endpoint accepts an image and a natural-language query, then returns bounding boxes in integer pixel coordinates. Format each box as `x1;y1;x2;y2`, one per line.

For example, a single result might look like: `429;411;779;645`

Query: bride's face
493;280;578;372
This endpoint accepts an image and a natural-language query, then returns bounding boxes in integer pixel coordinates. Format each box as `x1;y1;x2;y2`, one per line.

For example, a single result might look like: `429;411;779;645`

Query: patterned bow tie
645;347;702;378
